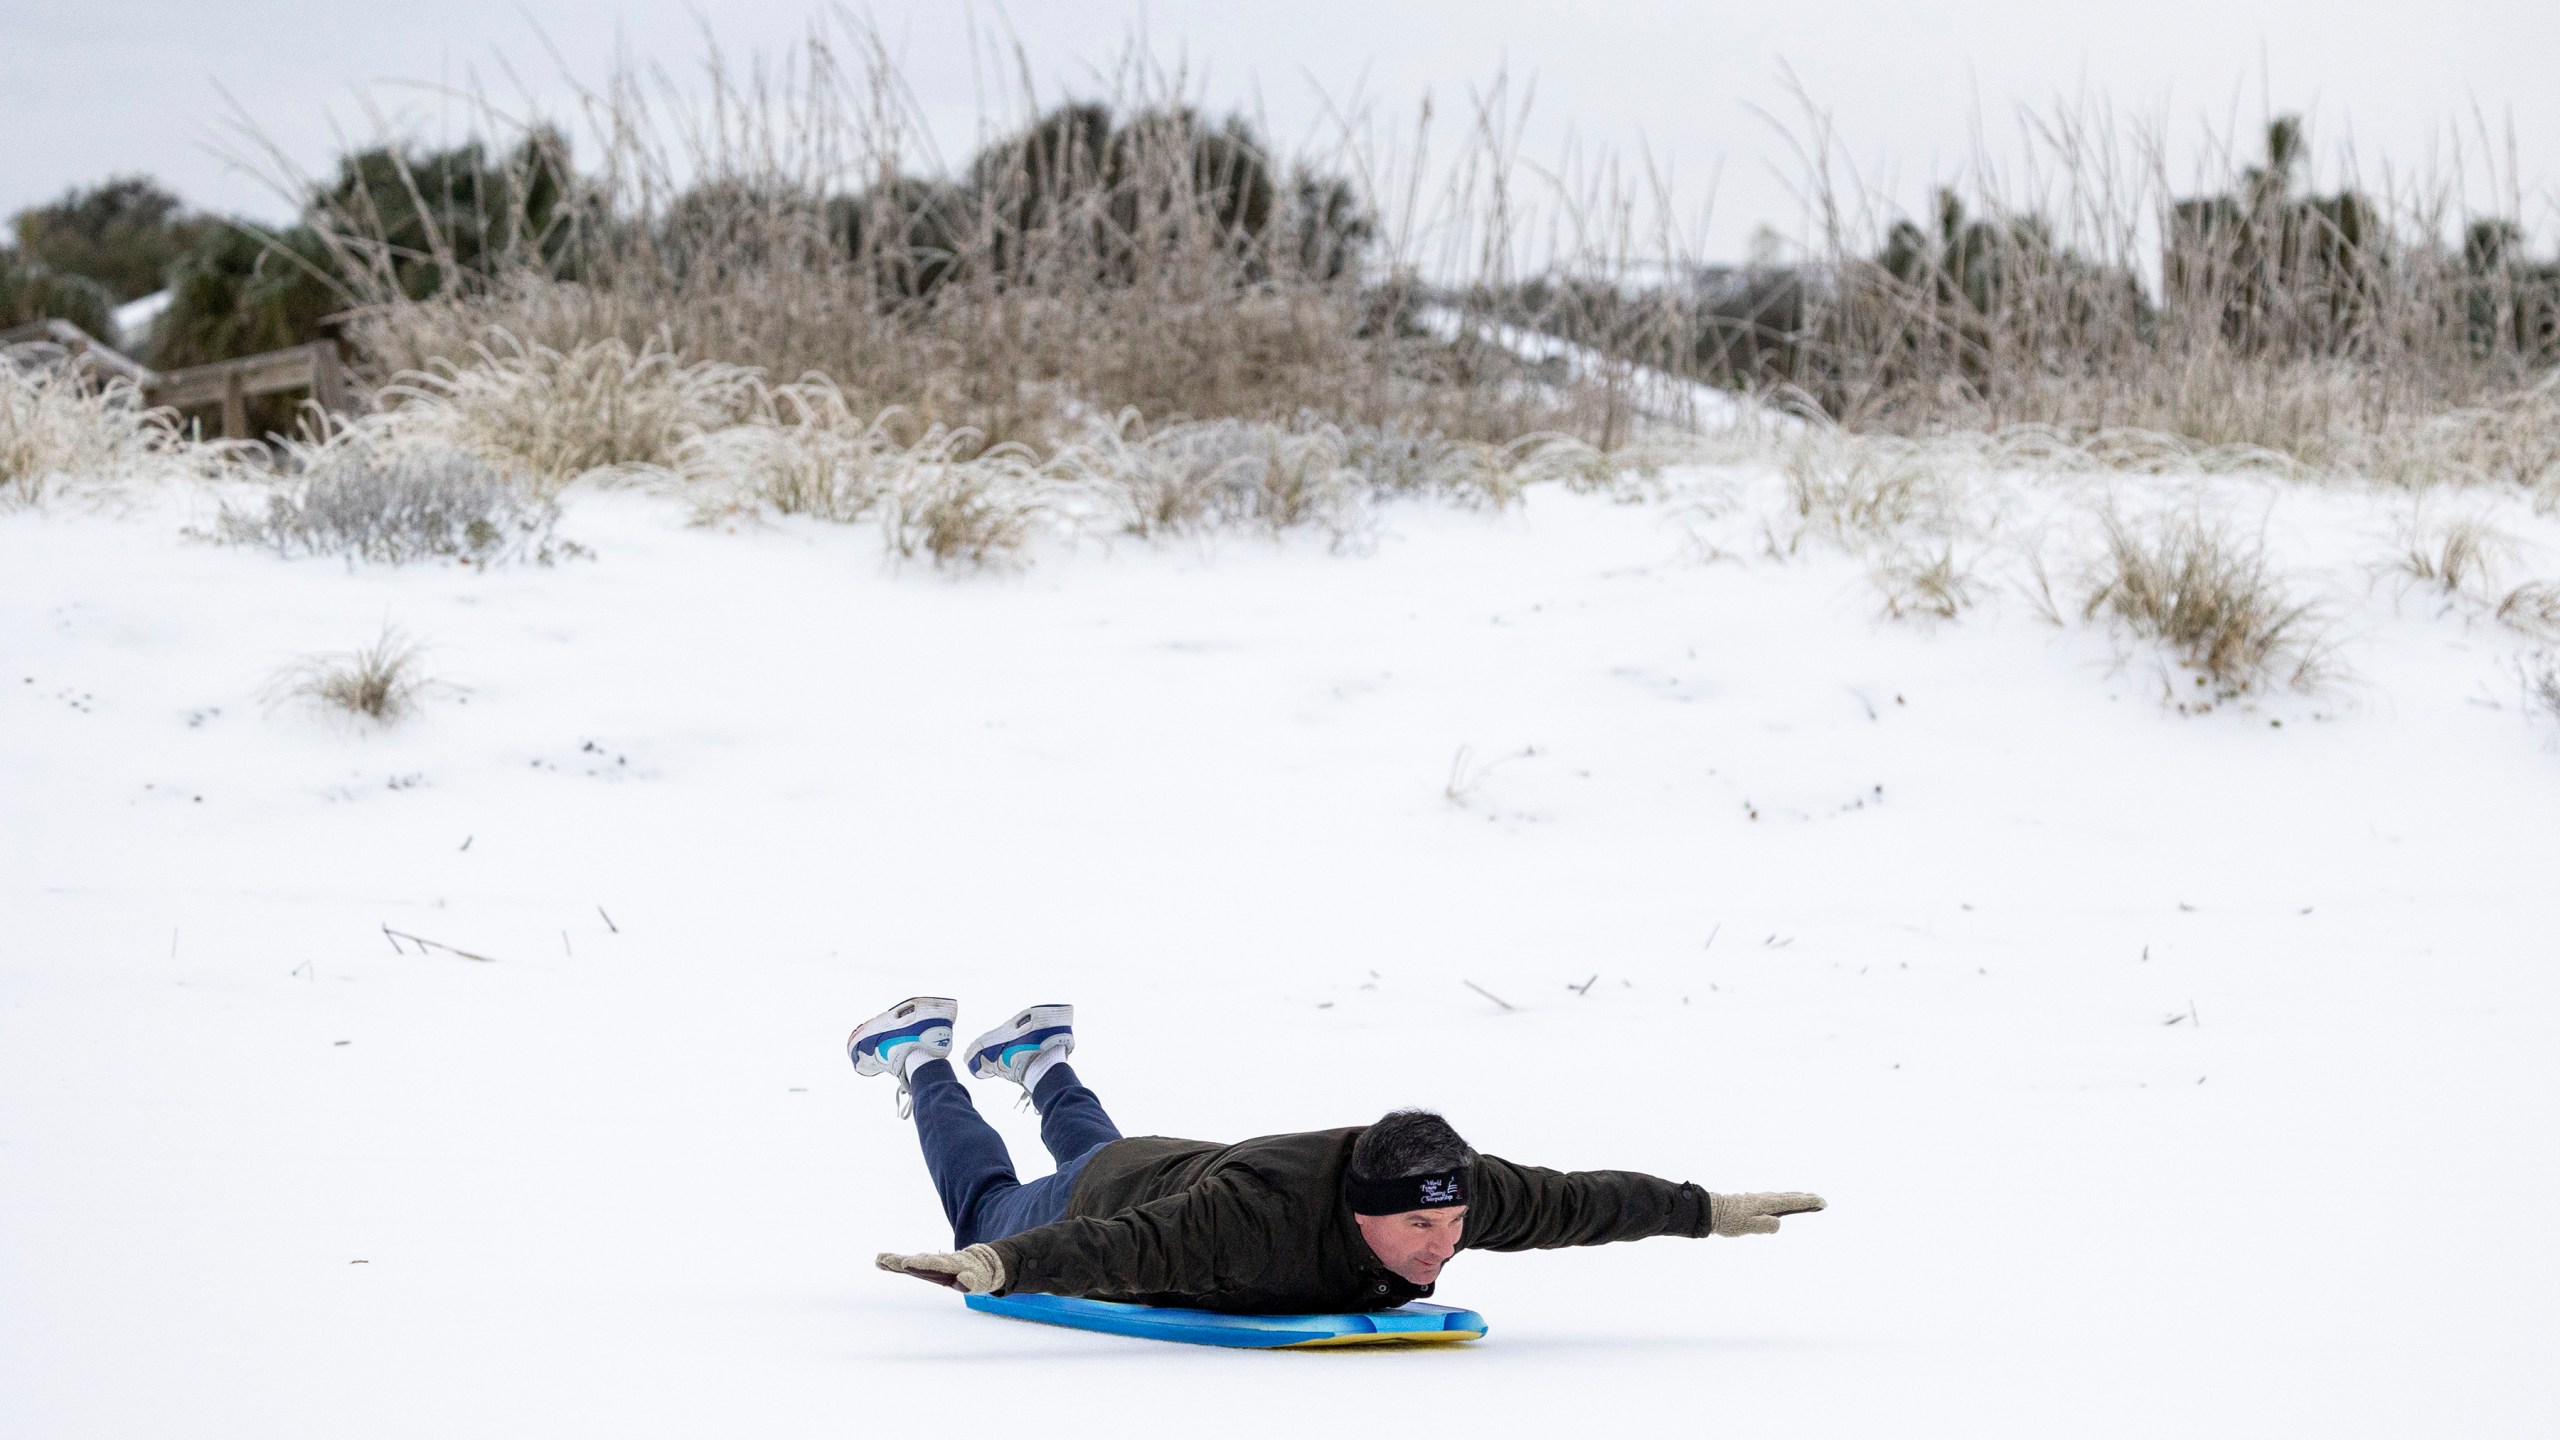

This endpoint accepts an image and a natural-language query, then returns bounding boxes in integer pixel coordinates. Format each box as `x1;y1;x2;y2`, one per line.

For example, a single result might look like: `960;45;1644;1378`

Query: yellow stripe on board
1280;1329;1485;1349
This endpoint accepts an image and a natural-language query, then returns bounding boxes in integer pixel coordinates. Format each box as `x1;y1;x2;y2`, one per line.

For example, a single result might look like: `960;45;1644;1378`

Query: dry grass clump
2391;510;2517;597
675;382;913;522
1781;443;1967;548
2526;651;2560;725
1058;413;1583;542
0;365;200;502
216;438;575;564
1062;413;1365;541
2494;582;2560;639
1872;544;1979;622
672;377;1053;565
2084;512;2322;691
875;439;1052;567
268;626;432;723
376;334;761;486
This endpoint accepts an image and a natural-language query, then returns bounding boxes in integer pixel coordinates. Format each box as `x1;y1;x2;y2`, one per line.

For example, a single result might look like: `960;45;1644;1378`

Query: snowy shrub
0;365;195;503
217;442;575;565
378;333;763;486
268;627;433;724
2083;512;2322;692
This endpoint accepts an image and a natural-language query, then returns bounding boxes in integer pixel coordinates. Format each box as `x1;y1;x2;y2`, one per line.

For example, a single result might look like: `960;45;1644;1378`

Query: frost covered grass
2496;581;2560;638
375;335;762;486
0;366;198;503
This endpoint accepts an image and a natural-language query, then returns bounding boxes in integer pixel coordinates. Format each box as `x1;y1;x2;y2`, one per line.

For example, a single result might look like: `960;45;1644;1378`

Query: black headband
1345;1166;1470;1215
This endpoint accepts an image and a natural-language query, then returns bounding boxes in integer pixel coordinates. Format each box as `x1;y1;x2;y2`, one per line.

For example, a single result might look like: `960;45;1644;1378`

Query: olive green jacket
984;1126;1715;1313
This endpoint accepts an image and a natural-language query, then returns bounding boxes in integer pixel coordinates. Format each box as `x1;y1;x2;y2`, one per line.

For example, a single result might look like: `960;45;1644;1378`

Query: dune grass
268;626;433;724
2083;512;2324;692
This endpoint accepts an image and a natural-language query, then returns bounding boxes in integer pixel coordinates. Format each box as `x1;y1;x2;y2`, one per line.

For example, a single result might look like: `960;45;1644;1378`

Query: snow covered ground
3;472;2555;1437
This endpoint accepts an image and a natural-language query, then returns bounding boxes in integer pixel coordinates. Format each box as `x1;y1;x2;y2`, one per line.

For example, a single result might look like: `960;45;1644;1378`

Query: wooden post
309;341;345;416
221;366;248;440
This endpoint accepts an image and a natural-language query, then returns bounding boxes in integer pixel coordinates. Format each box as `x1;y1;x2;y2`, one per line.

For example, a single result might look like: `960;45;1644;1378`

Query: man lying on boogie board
852;997;1825;1312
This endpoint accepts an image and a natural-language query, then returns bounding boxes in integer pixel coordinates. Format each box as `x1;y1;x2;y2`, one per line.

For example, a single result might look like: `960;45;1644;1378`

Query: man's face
1353;1205;1466;1286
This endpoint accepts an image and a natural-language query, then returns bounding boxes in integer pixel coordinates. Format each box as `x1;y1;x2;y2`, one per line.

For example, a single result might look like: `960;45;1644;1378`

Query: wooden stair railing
1;320;349;438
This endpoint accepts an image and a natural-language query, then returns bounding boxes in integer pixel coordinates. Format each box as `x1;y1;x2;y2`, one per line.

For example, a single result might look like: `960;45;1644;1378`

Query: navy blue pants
908;1059;1123;1247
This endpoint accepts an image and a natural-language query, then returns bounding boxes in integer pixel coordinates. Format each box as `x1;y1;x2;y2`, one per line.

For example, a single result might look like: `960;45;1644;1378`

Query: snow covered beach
3;471;2555;1436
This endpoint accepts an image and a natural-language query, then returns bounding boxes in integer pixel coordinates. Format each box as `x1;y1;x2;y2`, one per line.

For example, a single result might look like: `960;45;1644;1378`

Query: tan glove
876;1244;1007;1294
1710;1191;1827;1236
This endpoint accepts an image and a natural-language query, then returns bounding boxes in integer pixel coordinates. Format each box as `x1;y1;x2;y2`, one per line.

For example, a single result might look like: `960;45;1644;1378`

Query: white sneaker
846;996;958;1113
963;1004;1074;1087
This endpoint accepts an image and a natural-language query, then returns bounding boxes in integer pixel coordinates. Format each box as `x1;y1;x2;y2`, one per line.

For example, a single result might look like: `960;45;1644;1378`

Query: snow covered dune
3;472;2555;1437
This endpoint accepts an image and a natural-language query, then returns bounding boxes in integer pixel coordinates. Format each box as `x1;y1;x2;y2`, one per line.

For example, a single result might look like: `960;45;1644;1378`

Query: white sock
898;1045;941;1082
1022;1045;1069;1094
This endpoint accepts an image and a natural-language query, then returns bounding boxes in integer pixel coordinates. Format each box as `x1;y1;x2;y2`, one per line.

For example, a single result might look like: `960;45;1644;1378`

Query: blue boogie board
963;1293;1487;1349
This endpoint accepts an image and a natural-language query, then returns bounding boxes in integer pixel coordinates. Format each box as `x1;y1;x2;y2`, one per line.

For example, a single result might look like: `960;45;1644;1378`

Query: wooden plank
221;367;247;440
149;342;339;412
310;340;345;414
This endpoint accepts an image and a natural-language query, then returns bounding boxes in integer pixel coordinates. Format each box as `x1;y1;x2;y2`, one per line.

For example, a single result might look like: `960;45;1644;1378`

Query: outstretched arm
1464;1154;1824;1250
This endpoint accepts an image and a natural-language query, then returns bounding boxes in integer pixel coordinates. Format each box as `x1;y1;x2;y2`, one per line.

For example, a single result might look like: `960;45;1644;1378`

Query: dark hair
1350;1109;1474;1180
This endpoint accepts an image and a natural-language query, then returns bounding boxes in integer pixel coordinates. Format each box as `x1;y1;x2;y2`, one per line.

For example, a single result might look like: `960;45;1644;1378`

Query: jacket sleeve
984;1173;1280;1298
1461;1153;1714;1251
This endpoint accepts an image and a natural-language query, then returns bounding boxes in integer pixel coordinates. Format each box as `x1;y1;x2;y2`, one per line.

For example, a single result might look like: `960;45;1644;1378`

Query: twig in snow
1462;980;1514;1012
381;924;406;955
1703;923;1721;950
381;925;497;963
1570;973;1599;995
598;906;619;933
1443;746;1478;806
459;835;473;852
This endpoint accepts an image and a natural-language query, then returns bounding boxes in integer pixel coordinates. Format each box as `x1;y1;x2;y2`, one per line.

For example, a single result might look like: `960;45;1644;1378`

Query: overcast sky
5;0;2556;259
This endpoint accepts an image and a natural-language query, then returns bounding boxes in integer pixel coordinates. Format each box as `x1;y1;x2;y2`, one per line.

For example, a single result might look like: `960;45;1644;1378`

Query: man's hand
1709;1192;1827;1237
876;1244;1007;1294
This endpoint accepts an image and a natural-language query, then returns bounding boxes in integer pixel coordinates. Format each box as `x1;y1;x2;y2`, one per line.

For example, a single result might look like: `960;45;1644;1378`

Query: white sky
5;0;2557;260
